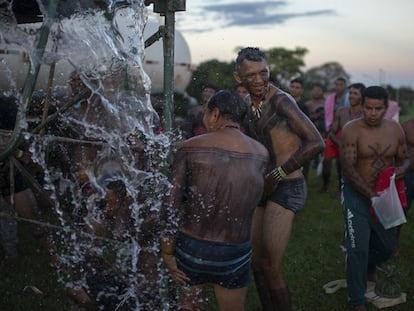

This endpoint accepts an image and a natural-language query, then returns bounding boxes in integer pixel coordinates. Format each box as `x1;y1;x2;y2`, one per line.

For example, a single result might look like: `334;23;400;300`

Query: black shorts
268;177;307;213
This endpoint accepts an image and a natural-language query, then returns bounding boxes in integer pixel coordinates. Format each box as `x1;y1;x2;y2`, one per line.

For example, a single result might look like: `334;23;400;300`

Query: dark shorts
174;231;251;289
268;177;307;213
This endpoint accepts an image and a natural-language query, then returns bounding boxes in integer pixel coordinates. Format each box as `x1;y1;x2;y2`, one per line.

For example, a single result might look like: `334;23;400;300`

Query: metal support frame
148;0;186;132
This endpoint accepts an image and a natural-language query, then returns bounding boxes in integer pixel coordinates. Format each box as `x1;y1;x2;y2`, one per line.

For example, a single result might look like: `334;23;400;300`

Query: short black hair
207;90;247;123
349;83;366;94
362;86;389;107
235;47;267;71
290;77;304;86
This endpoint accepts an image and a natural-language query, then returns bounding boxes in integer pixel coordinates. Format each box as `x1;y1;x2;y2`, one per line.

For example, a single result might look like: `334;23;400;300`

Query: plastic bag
371;174;407;229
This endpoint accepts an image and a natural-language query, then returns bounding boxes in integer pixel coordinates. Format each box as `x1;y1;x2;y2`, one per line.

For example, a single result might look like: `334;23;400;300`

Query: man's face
348;87;362;107
201;87;216;105
289;82;304;100
235;85;249;101
235;59;270;99
311;86;324;99
363;97;387;127
335;80;347;95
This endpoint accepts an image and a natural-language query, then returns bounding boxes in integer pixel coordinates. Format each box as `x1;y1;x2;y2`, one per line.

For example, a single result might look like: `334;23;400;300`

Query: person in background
305;83;326;173
161;90;268;311
234;83;249;102
328;83;366;195
234;47;324;311
288;77;309;117
305;83;326;137
319;77;350;193
384;86;400;122
185;83;220;137
401;117;414;212
340;86;409;311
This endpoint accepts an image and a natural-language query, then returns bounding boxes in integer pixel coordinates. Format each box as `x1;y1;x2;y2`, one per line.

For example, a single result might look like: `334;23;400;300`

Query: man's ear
233;71;242;84
211;107;220;122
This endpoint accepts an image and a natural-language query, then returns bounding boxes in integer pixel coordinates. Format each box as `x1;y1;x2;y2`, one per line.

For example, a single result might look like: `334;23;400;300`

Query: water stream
0;1;176;309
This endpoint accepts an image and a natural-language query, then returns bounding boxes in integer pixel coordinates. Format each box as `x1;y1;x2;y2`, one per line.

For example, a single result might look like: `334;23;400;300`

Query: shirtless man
320;77;350;193
185;83;220;138
233;47;325;311
401;118;414;211
161;90;268;311
305;83;325;137
340;86;409;311
328;83;366;194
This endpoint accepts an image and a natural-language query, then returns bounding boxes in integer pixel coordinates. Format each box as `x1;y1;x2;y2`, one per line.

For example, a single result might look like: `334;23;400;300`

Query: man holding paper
340;85;410;311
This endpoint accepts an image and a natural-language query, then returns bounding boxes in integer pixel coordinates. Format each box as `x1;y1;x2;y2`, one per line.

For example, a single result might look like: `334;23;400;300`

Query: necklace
251;85;269;119
223;124;240;130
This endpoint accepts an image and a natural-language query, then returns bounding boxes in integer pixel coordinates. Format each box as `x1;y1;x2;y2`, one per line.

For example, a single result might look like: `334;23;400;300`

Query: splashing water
0;0;179;309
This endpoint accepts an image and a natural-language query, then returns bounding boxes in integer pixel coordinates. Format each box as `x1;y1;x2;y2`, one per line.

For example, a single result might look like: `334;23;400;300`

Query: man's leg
179;285;205;311
251;206;273;310
320;158;332;192
342;184;371;308
262;201;295;311
213;285;247;311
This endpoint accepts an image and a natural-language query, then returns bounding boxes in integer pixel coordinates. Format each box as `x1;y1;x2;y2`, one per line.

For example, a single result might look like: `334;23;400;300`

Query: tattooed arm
274;94;325;174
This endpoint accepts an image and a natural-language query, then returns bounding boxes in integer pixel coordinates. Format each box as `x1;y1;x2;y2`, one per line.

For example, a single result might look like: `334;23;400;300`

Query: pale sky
172;0;414;88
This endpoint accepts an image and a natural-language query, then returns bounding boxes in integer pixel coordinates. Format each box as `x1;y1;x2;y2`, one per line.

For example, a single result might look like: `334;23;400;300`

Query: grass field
1;104;414;310
1;166;413;310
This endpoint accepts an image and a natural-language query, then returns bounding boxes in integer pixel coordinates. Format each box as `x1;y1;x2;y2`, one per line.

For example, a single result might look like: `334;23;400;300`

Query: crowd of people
161;47;413;311
1;46;413;311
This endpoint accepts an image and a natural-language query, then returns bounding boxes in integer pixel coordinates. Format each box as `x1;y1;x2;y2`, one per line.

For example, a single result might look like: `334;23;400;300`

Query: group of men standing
161;46;413;311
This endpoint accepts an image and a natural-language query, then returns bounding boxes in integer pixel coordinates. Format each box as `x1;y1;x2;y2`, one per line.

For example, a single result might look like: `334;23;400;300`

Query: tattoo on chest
368;144;391;172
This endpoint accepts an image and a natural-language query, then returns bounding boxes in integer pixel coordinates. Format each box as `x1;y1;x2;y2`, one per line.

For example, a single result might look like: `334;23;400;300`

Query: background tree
304;61;351;92
264;47;308;90
186;59;235;102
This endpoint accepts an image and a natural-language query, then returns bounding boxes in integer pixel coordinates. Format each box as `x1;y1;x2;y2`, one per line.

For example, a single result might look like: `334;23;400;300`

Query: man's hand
394;166;406;180
162;253;190;284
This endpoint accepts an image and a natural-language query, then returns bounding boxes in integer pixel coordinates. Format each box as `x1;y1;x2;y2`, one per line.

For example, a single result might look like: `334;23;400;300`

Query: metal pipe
0;0;58;161
162;6;175;132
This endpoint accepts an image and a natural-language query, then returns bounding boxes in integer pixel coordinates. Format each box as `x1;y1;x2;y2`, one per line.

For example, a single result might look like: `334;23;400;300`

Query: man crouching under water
161;90;269;311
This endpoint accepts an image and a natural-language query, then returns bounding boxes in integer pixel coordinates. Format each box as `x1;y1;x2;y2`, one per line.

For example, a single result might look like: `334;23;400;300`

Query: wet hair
362;86;389;107
235;47;267;71
207;90;247;123
349;82;366;94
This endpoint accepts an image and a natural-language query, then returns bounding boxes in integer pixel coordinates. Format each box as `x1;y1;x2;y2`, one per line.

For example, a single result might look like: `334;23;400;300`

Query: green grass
205;168;414;310
1;167;413;310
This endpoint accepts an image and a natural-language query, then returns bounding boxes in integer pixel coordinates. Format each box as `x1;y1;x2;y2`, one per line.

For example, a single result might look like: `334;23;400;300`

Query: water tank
0;15;192;95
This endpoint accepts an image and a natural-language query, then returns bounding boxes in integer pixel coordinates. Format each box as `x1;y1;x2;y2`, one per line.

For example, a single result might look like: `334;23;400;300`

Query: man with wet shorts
161;90;268;311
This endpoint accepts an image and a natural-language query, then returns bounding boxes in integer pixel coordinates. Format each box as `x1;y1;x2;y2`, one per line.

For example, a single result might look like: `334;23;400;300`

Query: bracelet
16;149;24;159
277;166;287;178
268;166;287;182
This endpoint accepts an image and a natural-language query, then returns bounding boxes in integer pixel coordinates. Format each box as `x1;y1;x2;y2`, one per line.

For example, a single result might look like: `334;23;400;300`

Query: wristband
268;166;287;182
277;166;287;178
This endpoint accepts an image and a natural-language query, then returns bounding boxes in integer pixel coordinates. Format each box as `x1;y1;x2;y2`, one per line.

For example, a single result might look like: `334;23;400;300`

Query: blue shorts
268;177;307;213
174;231;251;289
